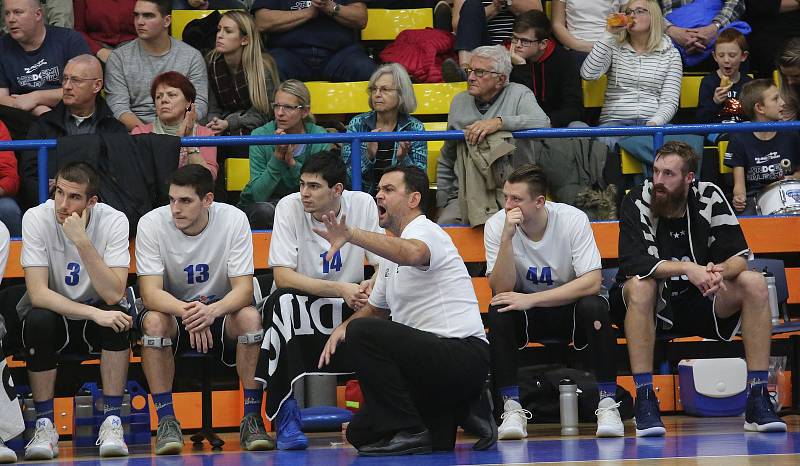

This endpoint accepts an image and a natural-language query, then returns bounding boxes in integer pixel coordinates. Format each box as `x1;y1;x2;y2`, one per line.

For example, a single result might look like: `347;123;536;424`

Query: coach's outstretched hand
313;210;353;262
318;321;347;369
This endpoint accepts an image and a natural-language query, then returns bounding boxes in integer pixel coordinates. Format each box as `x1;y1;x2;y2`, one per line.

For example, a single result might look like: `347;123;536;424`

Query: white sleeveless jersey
21;200;130;304
269;191;382;288
135;203;254;302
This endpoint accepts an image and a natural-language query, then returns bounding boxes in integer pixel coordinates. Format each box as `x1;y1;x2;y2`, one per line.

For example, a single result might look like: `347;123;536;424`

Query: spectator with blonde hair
777;38;800;121
205;10;280;137
341;63;427;196
581;0;682;143
239;79;331;229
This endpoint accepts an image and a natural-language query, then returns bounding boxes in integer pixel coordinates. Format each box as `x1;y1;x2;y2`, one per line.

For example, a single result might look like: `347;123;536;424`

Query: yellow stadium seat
774;69;781;88
719;140;731;174
423;121;447;184
582;76;607;108
412;82;466;115
680;75;703;108
306;81;371;115
362;8;433;41
171;9;230;40
620;148;644;175
545;0;551;19
226;157;250;191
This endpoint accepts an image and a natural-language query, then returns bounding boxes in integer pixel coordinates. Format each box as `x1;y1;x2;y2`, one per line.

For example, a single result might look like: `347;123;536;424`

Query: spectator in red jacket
0;120;22;237
73;0;137;63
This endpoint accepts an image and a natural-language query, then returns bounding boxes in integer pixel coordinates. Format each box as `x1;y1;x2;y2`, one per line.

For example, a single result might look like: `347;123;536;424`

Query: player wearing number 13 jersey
483;165;622;440
136;165;274;454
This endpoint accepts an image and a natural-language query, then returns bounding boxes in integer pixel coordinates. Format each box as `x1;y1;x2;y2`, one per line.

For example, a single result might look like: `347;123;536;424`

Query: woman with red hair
131;72;218;179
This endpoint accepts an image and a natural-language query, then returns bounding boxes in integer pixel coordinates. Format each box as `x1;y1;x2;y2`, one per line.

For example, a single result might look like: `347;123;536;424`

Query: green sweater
239;121;330;205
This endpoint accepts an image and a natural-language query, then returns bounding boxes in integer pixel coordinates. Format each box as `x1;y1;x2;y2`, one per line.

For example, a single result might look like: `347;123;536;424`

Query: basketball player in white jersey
136;165;271;455
484;164;623;440
20;162;132;460
267;150;382;450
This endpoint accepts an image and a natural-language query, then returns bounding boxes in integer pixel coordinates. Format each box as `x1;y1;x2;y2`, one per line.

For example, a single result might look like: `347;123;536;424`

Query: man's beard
650;183;687;218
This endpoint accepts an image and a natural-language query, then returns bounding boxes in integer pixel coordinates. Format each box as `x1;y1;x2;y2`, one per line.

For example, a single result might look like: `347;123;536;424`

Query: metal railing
2;120;800;204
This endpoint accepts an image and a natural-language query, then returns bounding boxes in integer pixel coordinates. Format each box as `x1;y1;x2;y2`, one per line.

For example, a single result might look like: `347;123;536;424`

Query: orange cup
607;13;629;28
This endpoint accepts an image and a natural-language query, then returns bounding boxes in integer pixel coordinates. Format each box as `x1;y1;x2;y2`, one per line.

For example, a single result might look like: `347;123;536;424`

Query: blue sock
152;392;175;419
499;385;520;402
34;399;54;422
633;373;653;390
104;395;123;417
748;370;769;389
243;389;262;417
598;382;617;400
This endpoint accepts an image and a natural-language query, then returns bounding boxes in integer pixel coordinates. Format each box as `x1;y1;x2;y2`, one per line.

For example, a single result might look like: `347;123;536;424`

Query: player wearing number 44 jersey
484;164;622;440
19;162;132;460
266;151;382;450
135;165;273;455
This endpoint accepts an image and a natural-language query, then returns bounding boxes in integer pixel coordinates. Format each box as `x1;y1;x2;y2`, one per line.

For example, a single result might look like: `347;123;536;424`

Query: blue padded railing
2;121;800;203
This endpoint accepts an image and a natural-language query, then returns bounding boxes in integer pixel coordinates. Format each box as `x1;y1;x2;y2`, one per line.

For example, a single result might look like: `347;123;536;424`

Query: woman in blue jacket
341;63;427;195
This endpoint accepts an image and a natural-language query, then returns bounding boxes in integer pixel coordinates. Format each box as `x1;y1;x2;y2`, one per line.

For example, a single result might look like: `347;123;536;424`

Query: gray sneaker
155;415;184;455
0;438;16;464
240;413;276;451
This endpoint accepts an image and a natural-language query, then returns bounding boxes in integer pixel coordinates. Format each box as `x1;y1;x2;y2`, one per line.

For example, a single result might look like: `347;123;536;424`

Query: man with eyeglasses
436;44;550;226
20;54;127;210
0;0;89;139
509;10;584;128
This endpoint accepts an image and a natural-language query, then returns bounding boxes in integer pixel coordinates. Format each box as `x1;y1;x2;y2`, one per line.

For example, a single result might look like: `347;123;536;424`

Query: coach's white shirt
269;191;382;291
484;202;601;293
136;202;254;302
369;215;487;342
21;200;130;307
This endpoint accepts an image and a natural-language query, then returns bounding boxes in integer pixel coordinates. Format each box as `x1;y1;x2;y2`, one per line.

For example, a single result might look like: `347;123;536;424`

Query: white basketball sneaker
97;415;129;457
595;397;625;437
24;418;59;460
497;399;532;440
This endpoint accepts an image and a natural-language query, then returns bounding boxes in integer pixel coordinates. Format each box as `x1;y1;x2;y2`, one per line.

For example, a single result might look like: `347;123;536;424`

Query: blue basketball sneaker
275;397;308;450
744;384;787;433
634;386;666;437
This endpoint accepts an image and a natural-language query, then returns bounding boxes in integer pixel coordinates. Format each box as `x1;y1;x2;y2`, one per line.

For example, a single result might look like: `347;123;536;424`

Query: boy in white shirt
267;151;382;450
484;164;622;439
20;162;132;460
136;165;270;454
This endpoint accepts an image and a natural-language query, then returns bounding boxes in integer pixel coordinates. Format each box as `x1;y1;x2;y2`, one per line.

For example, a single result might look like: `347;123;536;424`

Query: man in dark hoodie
509;10;584;128
20;54;127;210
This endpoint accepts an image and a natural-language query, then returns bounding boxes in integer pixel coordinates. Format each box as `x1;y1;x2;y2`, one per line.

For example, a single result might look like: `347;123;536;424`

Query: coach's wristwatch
332;2;341;16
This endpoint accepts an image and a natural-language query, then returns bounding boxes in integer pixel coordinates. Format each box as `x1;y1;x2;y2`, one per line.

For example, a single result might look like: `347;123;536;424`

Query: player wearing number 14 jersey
483;165;622;440
136;165;273;454
265;151;382;450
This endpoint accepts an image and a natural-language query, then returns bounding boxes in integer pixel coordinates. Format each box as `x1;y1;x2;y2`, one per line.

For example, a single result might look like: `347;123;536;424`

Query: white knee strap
237;331;264;345
141;335;173;348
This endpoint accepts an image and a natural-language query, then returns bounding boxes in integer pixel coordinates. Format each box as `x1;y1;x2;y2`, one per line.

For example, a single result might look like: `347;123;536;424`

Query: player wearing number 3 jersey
136;165;273;454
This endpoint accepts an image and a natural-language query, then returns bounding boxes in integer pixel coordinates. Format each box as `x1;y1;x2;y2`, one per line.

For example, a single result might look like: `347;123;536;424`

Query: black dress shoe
357;429;433;456
460;387;498;450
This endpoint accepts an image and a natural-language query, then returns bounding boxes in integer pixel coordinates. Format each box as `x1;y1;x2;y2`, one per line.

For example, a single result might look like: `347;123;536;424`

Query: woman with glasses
580;0;682;143
341;63;427;195
238;80;330;229
205;11;279;137
131;71;218;178
551;0;623;67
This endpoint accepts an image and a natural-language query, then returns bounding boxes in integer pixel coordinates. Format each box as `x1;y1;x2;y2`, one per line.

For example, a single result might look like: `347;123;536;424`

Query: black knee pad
98;325;131;352
23;308;65;372
575;296;611;326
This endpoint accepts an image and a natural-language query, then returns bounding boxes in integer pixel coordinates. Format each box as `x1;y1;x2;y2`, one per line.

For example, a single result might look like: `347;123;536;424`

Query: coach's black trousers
341;317;489;451
488;296;617;388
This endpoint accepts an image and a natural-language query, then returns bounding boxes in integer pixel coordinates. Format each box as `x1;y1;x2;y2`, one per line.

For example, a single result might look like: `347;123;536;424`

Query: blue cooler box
678;358;747;417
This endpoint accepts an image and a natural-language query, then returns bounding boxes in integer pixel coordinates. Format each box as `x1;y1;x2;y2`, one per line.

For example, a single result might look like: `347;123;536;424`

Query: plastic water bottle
763;269;780;325
559;378;579;436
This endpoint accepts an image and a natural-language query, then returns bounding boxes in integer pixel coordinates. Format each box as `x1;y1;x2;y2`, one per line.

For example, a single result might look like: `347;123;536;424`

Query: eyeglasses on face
465;67;501;78
510;35;544;47
272;103;307;112
368;86;397;95
624;7;649;16
61;76;100;86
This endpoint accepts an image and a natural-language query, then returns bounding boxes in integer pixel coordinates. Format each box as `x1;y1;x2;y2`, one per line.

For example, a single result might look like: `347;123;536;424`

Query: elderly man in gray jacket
436;45;550;226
